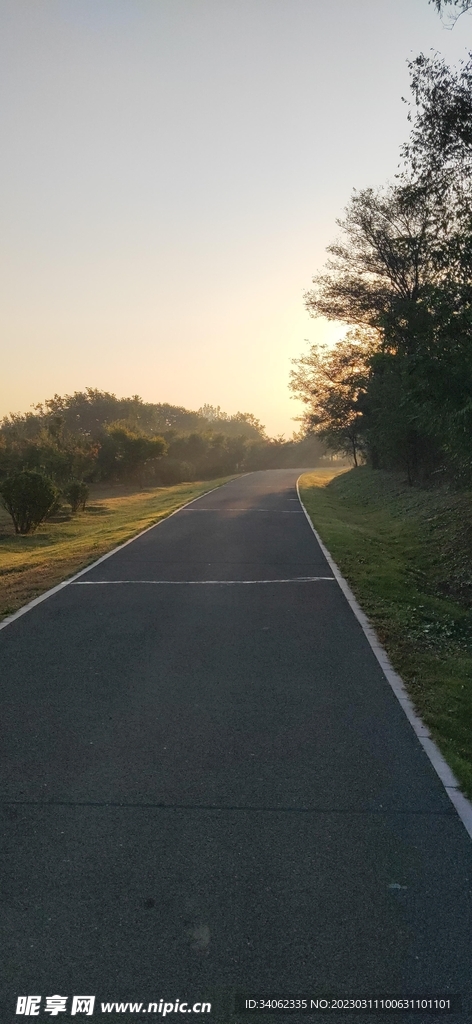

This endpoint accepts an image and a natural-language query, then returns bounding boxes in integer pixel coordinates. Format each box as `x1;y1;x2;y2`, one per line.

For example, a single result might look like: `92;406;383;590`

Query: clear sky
0;0;470;436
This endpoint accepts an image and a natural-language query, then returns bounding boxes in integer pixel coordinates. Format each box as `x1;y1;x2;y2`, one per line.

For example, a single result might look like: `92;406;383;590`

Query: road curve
1;470;471;1022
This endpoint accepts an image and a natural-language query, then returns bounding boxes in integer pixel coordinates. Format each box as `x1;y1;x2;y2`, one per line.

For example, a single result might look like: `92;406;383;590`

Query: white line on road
71;577;335;585
180;508;304;512
0;480;228;632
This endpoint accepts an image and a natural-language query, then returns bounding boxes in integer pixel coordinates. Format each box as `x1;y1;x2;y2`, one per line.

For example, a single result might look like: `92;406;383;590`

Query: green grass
0;477;234;621
299;467;472;799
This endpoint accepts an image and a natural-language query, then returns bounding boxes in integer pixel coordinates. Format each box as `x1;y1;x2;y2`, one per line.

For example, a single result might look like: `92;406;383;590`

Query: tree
64;480;89;513
304;183;440;337
97;426;167;484
429;0;472;24
358;349;442;482
300;48;472;483
0;426;99;487
403;52;472;219
290;334;371;466
0;471;59;534
197;404;229;422
36;389;204;437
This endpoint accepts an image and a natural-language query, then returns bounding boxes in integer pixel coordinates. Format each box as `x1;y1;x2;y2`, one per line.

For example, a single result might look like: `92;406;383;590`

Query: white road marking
0;480;229;632
296;475;472;843
71;576;335;586
181;508;303;512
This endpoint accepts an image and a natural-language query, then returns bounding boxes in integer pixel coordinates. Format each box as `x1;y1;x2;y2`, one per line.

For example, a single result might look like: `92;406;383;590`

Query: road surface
1;470;471;1021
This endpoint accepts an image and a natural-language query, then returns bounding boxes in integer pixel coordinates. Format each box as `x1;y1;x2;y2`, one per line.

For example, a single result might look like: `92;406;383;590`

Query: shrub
64;480;89;513
0;471;60;534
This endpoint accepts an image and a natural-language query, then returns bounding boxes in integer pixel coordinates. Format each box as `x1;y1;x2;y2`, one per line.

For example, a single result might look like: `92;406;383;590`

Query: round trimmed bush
0;471;60;534
64;480;89;514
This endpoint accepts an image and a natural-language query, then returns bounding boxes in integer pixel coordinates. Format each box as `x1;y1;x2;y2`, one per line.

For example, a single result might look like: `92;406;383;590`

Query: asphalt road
1;470;471;1023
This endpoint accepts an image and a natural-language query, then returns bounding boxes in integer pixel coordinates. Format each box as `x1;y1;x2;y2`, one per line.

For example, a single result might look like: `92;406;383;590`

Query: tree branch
430;0;472;26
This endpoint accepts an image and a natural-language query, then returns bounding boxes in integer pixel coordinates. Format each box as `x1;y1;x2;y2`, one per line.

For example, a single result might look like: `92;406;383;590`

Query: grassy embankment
299;467;472;799
0;478;233;621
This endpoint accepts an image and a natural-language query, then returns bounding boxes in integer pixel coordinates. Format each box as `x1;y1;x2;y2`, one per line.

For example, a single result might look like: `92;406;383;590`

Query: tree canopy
293;51;472;484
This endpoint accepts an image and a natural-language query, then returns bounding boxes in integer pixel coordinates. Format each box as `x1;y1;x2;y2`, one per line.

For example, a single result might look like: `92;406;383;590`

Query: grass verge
299;466;472;799
0;477;234;621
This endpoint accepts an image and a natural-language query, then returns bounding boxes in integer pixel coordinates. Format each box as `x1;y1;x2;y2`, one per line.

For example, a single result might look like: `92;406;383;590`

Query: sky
0;0;471;436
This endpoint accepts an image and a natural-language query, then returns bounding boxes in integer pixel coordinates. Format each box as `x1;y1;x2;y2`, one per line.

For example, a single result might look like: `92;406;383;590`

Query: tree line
290;48;472;486
0;389;327;532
